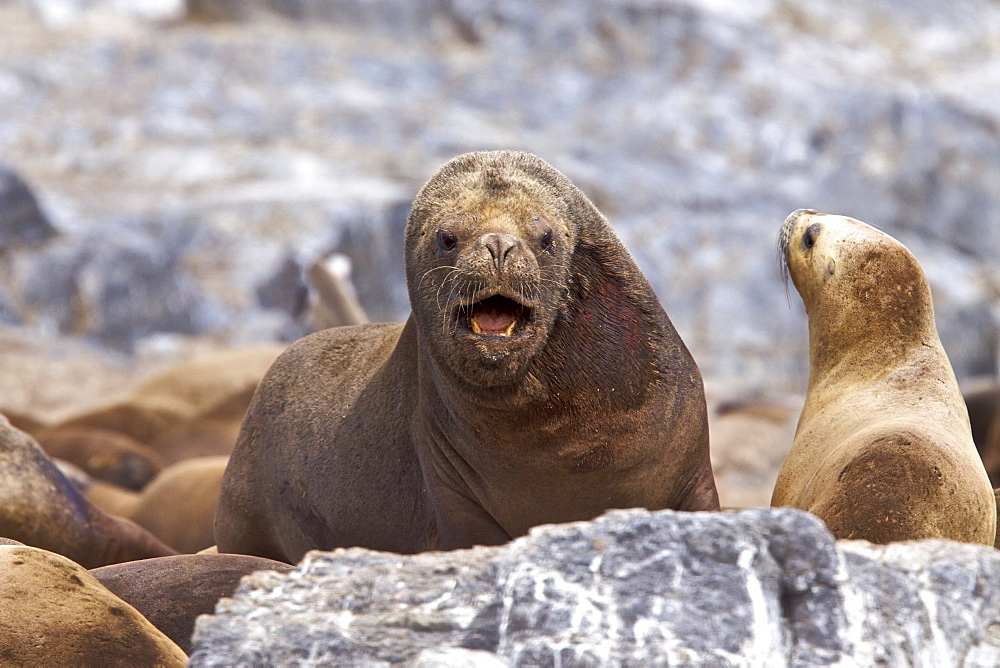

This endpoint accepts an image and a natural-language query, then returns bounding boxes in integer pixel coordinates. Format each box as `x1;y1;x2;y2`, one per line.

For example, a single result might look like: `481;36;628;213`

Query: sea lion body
129;456;230;554
217;151;718;562
36;425;166;490
772;210;995;545
91;553;294;654
0;545;188;665
57;346;282;461
0;415;176;567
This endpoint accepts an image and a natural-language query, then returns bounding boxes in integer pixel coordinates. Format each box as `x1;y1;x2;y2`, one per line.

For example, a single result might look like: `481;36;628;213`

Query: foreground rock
190;508;1000;665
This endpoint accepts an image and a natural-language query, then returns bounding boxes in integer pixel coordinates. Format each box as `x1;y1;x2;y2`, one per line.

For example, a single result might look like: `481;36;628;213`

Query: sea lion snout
480;232;519;274
465;231;536;280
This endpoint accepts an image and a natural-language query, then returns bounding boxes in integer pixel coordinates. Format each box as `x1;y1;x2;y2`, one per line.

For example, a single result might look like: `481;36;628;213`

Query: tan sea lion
91;553;295;654
36;425;166;490
709;399;797;509
129;456;229;554
148;385;257;464
57;345;282;455
216;150;719;563
772;210;995;545
0;545;187;665
0;415;177;567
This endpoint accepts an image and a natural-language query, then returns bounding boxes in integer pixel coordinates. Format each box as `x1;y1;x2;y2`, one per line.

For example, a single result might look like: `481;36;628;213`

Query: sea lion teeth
469;315;518;337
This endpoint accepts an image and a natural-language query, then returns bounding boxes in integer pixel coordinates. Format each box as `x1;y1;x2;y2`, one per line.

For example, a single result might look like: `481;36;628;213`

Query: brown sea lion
0;545;188;665
91;553;294;654
709;398;797;509
129;456;229;554
216;150;719;563
306;252;369;331
772;210;995;545
36;425;166;490
53;458;143;518
57;346;282;455
148;385;257;464
963;381;1000;485
0;415;177;568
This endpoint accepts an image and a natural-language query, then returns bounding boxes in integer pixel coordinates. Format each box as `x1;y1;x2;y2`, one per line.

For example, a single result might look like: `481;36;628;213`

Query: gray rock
0;164;55;252
1;0;998;389
189;508;1000;666
22;0;185;25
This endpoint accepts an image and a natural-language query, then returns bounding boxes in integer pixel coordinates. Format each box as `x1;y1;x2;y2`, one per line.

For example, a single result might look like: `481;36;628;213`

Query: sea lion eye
802;223;821;250
539;229;553;253
437;230;458;251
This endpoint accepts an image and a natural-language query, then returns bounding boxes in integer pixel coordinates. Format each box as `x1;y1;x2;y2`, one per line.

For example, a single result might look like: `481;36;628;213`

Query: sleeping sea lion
216;150;719;562
0;545;187;665
56;345;282;457
0;414;177;567
90;553;294;654
129;456;229;554
36;425;166;490
772;210;995;545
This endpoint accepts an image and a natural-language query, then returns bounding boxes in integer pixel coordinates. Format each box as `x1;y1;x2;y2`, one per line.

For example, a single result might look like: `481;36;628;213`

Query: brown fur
216;150;718;562
91;553;293;655
964;383;1000;485
36;426;166;490
129;456;229;554
0;415;177;568
56;346;282;460
772;210;995;545
0;545;187;665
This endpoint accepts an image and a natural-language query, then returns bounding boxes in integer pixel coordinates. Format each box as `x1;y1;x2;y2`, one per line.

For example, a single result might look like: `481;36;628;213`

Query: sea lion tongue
469;299;518;336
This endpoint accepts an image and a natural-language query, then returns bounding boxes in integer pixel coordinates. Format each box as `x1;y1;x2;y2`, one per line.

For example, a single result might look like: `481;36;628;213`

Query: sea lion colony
0;152;995;661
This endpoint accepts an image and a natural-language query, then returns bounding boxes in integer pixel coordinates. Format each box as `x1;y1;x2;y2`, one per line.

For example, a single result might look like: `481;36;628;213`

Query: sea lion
963;381;1000;485
36;425;166;490
0;414;177;567
306;251;369;330
91;553;294;654
772;210;995;545
129;456;229;554
57;345;282;455
709;398;797;509
148;386;257;464
54;458;143;518
216;150;718;563
0;545;188;665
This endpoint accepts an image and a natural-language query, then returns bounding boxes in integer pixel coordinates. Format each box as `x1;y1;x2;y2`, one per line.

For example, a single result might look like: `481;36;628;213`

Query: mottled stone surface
189;508;1000;666
0;0;997;386
0;163;55;251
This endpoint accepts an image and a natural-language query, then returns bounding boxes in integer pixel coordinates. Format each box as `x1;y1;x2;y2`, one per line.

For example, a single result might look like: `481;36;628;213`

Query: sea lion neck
800;235;944;407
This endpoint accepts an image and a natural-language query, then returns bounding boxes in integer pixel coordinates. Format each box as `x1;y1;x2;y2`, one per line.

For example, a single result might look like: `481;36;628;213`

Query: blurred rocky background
1;0;998;504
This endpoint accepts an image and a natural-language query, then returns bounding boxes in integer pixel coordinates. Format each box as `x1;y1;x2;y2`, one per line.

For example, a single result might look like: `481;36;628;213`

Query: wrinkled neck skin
413;316;558;464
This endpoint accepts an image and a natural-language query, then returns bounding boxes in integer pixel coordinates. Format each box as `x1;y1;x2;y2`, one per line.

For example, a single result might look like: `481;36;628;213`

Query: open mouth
457;295;532;338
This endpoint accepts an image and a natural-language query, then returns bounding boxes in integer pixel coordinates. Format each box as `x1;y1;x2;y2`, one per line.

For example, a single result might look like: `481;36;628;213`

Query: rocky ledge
189;508;1000;665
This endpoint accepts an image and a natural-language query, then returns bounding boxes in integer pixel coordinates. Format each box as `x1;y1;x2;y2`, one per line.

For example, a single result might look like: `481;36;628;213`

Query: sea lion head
778;209;934;356
405;151;580;388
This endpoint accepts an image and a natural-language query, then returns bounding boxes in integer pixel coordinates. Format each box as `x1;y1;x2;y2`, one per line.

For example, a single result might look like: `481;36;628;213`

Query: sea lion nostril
482;233;518;273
